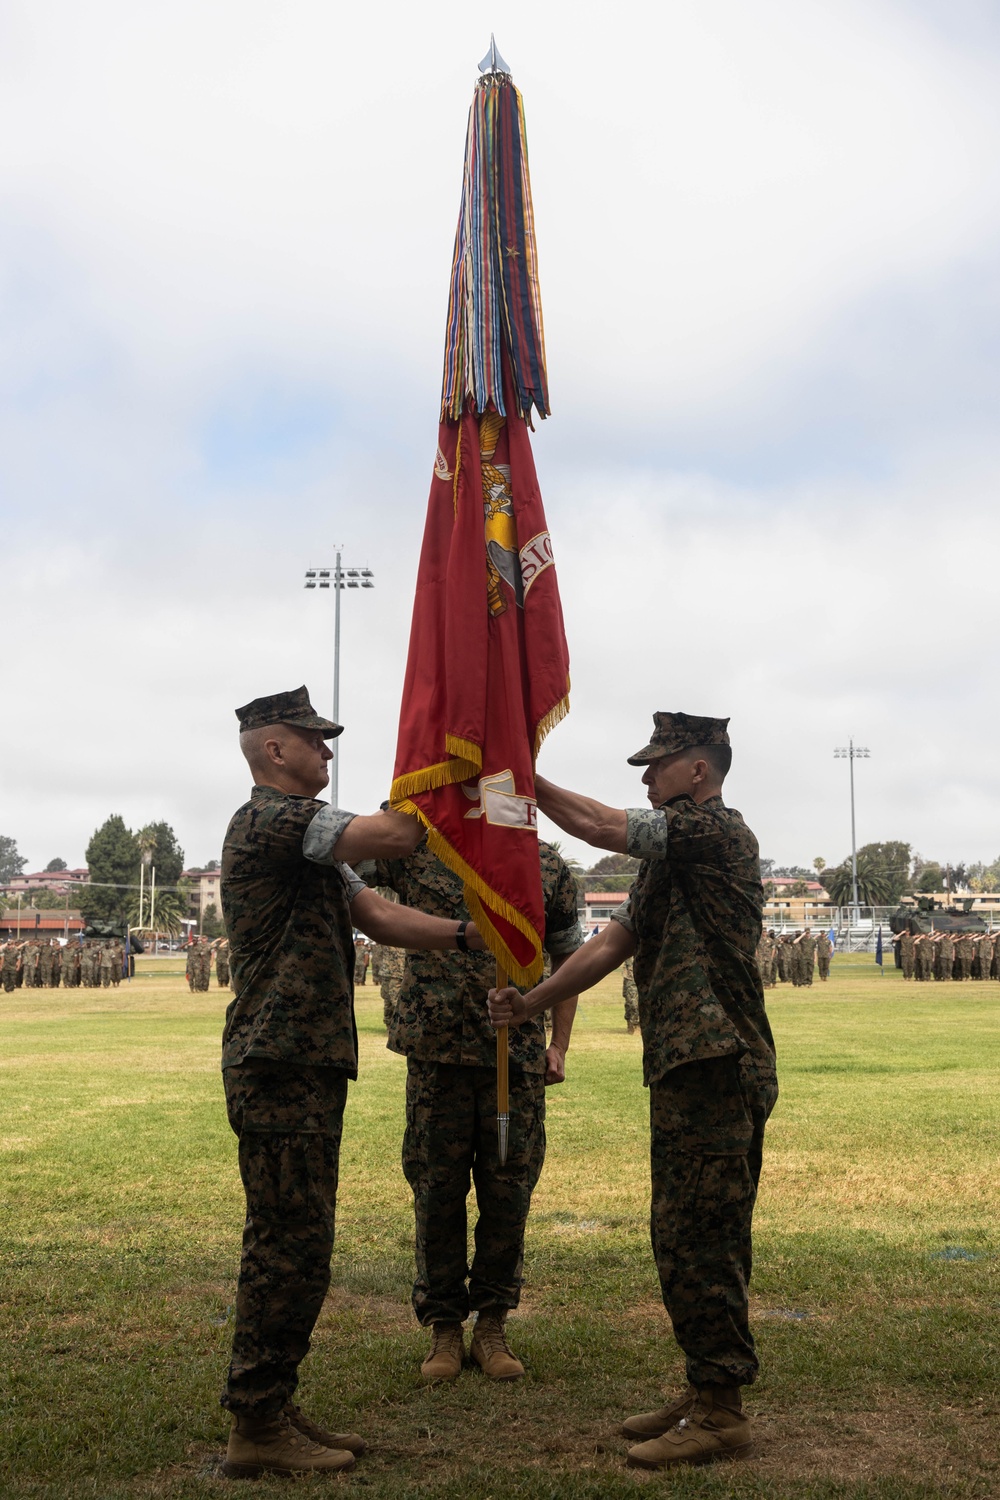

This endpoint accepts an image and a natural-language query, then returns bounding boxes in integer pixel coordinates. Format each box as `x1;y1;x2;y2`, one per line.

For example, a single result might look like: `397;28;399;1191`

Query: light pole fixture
304;552;375;809
834;739;870;925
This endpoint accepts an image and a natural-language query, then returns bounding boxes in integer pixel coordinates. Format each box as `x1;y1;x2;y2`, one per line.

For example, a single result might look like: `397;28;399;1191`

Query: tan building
181;867;224;928
5;868;89;895
583;891;628;934
763;878;833;928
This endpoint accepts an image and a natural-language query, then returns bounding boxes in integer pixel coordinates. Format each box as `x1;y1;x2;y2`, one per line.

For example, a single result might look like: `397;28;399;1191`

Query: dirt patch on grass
747;1399;998;1487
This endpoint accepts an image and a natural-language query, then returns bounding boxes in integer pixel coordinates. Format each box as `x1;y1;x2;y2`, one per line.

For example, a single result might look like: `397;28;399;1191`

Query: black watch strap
455;921;469;953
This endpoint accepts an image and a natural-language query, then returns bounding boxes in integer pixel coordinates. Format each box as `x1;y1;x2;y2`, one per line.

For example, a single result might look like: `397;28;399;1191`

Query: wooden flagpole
496;961;509;1165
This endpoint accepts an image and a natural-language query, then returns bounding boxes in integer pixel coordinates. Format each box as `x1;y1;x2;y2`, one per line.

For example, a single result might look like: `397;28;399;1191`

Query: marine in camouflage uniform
815;929;832;981
369;944;383;986
754;932;774;989
914;934;934;981
795;929;816;987
488;711;776;1470
218;684;483;1478
61;942;80;988
1;941;20;993
353;938;369;986
954;933;974;980
622;957;640;1031
216;938;231;988
934;933;955;981
974;932;993;980
897;930;915;979
99;942;115;988
775;936;791;983
22;943;41;988
368;838;582;1375
39;940;55;988
379;944;405;1029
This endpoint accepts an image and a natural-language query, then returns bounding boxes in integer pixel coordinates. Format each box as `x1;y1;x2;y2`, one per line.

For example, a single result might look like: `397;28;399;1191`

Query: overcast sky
2;0;999;876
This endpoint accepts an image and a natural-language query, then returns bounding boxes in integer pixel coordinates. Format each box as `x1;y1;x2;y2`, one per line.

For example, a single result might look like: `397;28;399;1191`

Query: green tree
201;902;224;939
25;889;75;910
585;852;640;892
80;816;140;927
0;835;27;884
45;857;67;872
853;842;912;904
128;889;187;937
968;859;1000;893
916;861;944;893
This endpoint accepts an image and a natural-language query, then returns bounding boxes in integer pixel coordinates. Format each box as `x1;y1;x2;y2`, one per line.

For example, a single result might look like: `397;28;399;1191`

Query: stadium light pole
834;739;870;927
304;553;375;808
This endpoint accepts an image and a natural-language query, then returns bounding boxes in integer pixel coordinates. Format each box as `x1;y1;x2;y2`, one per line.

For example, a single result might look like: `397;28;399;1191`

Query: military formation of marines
895;928;999;981
0;936;125;990
214;689;774;1478
184;937;231;991
756;927;832;987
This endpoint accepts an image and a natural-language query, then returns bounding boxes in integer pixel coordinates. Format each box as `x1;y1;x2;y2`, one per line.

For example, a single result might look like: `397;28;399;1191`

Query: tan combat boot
621;1384;697;1439
282;1402;367;1455
626;1385;751;1469
470;1310;525;1381
420;1321;465;1382
222;1411;356;1478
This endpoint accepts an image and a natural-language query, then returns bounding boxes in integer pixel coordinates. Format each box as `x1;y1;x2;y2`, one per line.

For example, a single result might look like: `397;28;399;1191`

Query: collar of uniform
657;792;724;810
249;784;319;803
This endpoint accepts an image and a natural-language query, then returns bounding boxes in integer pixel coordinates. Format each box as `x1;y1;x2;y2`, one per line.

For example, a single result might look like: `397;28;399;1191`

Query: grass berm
1;955;997;1498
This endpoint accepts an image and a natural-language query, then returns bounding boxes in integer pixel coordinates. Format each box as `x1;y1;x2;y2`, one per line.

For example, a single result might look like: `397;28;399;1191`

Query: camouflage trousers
403;1058;545;1326
221;1060;348;1419
623;979;640;1028
649;1055;773;1389
817;954;830;980
382;981;400;1029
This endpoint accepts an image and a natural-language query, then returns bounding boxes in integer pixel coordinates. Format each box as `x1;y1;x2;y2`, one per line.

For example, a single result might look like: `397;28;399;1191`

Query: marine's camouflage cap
627;711;731;766
235;685;343;738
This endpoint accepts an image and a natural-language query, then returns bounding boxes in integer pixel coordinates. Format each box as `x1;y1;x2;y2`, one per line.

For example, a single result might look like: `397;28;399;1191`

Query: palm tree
127;890;187;937
822;859;891;908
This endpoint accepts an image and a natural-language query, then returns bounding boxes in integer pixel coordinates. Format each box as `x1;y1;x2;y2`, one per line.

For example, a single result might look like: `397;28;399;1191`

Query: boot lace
475;1315;512;1357
431;1323;463;1356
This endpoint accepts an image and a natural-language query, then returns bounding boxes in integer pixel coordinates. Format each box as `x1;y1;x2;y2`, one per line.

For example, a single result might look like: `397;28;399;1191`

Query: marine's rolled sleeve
610;898;635;934
339;863;366;904
545;919;584;957
303;806;358;864
625;807;671;860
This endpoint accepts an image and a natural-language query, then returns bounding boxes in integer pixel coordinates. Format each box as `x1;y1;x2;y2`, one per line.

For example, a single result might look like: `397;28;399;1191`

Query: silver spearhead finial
478;34;511;76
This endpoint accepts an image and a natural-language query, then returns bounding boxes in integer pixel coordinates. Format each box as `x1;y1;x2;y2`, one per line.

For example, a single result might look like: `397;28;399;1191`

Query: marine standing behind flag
390;44;571;1152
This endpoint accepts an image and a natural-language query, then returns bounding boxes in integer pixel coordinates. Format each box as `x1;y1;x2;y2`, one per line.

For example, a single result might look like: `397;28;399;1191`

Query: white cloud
2;0;1000;878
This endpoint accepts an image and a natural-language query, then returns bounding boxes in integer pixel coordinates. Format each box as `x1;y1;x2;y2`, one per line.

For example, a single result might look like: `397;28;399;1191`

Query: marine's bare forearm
351;888;483;951
496;921;635;1022
534;775;628;853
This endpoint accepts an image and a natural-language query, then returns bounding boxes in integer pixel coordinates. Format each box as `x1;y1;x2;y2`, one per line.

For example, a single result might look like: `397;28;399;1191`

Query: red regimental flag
391;374;570;986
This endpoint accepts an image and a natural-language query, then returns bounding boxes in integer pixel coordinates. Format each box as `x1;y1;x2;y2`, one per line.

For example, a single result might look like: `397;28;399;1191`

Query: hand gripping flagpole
496;963;510;1164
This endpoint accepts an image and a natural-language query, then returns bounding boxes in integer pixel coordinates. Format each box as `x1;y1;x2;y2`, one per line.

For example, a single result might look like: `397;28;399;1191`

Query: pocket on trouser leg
239;1131;329;1226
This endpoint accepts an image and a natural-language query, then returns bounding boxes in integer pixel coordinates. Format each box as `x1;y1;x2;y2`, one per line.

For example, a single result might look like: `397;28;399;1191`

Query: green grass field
1;957;998;1499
